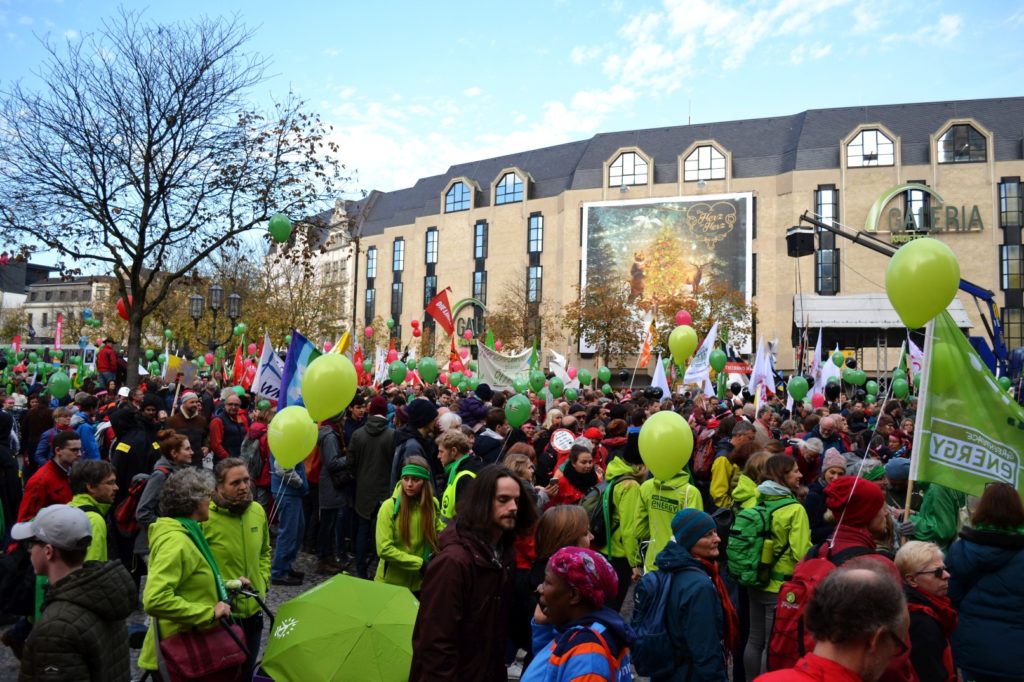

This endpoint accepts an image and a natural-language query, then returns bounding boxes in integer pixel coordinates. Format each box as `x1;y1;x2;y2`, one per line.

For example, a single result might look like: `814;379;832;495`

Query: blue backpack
631;566;699;677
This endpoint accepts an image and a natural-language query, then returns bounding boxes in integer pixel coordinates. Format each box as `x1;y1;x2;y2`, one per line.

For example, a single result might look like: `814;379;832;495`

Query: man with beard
166;390;209;466
203;457;271;675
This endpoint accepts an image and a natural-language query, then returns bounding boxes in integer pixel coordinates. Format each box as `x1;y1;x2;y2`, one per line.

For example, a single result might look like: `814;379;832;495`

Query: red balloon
117;296;133;321
387;349;398;363
674;310;692;326
450;360;463;373
323;342;333;352
412;328;422;337
410;319;420;328
463;329;473;340
204;353;214;365
811;393;826;408
364;326;373;338
495;341;503;351
459;348;469;359
439;372;449;385
247;343;257;355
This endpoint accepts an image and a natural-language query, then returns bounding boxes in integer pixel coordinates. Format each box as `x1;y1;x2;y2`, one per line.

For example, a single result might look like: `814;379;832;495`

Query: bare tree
485;277;562;352
0;11;348;384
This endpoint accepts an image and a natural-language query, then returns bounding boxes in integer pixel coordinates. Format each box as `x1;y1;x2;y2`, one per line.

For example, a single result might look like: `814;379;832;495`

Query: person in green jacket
897;481;967;551
743;454;811;681
632;467;703;574
601;449;646;610
203;457;271;676
375;455;444;595
68;459;118;562
138;468;235;675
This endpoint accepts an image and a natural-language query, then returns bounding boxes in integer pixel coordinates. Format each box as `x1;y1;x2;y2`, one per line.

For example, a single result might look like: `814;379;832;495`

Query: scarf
698;556;740;653
175;517;229;603
907;588;957;682
562;463;599;496
757;480;793;497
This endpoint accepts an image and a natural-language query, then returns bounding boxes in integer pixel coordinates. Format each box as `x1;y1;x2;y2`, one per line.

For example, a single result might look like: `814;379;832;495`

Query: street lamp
190;283;242;352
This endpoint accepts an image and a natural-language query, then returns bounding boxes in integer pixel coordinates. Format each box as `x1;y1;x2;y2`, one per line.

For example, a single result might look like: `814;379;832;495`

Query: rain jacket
138;517;223;671
133;457;181;555
633;471;703;572
348;415;395;520
912;483;966;550
757;482;812;593
317;422;351;510
709;456;740;508
524;607;634;682
731;474;759;510
19;560;137;682
110;413;161;507
375;483;444;592
202;499;271;619
71;412;101;461
69;492;111;563
17;458;72;523
603;457;643;564
947;525;1024;679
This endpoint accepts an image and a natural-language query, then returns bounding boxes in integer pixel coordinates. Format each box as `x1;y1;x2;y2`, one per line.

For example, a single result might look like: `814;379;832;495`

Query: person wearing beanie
349;395;396;578
390;398;442;491
881;457;923;516
804;450;852;544
633;508;736;681
165;390;209;467
474;383;494;403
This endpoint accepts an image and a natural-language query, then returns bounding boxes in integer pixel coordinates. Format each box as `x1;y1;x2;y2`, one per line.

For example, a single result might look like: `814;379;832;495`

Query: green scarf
175;517;229;603
974;523;1024;535
445;454;470;488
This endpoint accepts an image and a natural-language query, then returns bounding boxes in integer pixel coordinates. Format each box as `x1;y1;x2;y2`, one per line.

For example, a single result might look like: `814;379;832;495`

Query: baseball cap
11;504;92;551
117;387;131;398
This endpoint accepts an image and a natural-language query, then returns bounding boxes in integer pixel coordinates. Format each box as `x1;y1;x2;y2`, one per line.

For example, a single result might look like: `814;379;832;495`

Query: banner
910;311;1024;496
279;331;321;408
163;355;198;387
639;320;657;368
425;287;455;336
683;321;720;386
54;313;63;350
477;344;533;391
254;333;285;401
651;353;671;398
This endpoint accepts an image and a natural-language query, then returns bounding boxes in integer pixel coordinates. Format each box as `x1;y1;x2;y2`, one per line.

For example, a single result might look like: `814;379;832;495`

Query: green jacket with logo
68;492;110;563
375;483;444;592
603;457;643;564
760;492;812;593
202;499;271;618
632;471;703;572
138;518;221;671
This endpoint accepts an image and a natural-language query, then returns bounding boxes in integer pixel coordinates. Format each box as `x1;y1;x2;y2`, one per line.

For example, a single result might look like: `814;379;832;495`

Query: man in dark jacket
390;398;440;489
110;393;163;507
410;465;539;681
315;414;350;574
342;393;367;447
209;389;248;461
165;390;208;467
13;504;137;682
348;396;394;578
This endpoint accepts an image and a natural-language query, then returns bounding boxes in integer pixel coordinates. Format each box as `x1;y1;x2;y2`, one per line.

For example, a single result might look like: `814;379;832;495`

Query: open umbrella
260;574;419;681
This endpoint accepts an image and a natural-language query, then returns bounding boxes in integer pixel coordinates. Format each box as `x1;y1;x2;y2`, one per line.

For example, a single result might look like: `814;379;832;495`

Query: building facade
22;276;114;343
348;97;1024;373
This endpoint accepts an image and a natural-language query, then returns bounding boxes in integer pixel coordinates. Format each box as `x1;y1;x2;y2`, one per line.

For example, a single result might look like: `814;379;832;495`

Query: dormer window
445;182;471;212
938;124;986;163
683;145;726;181
609;152;648;186
495;173;523;205
847;129;894;167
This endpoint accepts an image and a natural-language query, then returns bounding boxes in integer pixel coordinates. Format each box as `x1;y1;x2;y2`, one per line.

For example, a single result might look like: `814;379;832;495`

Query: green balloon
468;360;477;372
512;375;529;394
891;378;909;399
216;347;226;358
564;388;578;402
865;380;878;396
362;359;373;373
601;383;612;395
709;348;727;372
536;388;547;400
577;369;592;385
831;351;844;367
529;369;546;392
852;369;867;387
505;394;532;428
913;373;921;389
388;360;408;384
29;352;38;363
164;328;173;340
237;322;247;334
892;371;907;384
257;399;271;411
48;371;71;399
406;358;417;371
51;350;62;359
268;213;293;243
232;385;245;397
467;376;479;391
597;366;612;384
787;376;809;401
418;357;439;383
158;353;167;364
548;377;564;398
865;394;876;404
998;376;1012;391
449;371;464;387
886;237;960;329
145;349;154;360
285;334;292;345
386;318;395;329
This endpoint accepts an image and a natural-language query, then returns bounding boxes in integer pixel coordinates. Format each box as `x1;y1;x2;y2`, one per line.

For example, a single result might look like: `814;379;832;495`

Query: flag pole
902;481;915;523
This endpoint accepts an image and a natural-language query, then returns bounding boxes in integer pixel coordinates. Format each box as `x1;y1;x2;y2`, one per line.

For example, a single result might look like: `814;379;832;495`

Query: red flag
232;344;244;384
353;345;364;375
12;335;20;354
639;320;656;367
449;336;459;370
389;337;396;355
425;287;455;336
54;313;63;350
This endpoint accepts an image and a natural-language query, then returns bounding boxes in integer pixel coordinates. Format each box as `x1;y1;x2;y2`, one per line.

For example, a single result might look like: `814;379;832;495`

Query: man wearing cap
166;390;209;467
97;338;119;385
348;395;395;578
16;430;82;524
13;504;136;682
391;398;440;489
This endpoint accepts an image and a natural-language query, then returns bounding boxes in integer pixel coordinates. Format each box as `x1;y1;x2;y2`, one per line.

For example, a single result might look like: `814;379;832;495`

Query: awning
793;293;973;329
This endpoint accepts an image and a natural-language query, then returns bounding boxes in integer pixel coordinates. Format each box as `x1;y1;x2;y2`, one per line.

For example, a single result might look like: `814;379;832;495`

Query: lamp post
189;283;242;352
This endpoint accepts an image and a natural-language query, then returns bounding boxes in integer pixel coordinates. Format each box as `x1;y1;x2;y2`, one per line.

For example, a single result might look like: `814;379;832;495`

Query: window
45;291;52;301
423;275;437;307
1003;307;1024;349
445;182;471;212
391;282;403;317
495;173;523;205
366;247;377;279
70;290;78;301
683;145;726;182
472;271;487;304
474;221;488;259
364;288;375;322
1000;179;1022;229
425;228;438;265
528;266;543;303
1002;245;1024;290
815;249;840;295
29;292;37;302
847;129;895;167
58;290;66;301
392;238;404;272
938;124;986;163
815;185;838;226
42;312;48;327
82;289;91;302
906;184;931;230
609;152;648;186
26;313;32;327
528;214;544;254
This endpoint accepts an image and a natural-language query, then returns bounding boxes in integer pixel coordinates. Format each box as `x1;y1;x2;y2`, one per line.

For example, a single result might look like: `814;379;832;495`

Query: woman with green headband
375;454;444;594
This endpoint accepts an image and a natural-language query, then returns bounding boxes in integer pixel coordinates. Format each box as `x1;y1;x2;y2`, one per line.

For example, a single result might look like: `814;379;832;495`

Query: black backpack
580;474;639;551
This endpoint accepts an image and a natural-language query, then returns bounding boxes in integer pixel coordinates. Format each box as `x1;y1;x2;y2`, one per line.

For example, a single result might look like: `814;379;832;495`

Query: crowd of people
0;365;1022;682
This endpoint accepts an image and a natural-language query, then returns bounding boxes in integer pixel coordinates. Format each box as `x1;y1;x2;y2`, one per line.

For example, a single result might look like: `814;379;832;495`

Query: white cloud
790;43;832;65
882;13;961;45
463;86;482;97
570;45;602;65
18;16;32;26
851;4;882;34
323;47;340;57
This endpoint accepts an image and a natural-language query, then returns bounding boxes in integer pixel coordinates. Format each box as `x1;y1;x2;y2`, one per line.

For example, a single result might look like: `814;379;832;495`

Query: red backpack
113;465;171;537
690;427;717;481
767;543;876;671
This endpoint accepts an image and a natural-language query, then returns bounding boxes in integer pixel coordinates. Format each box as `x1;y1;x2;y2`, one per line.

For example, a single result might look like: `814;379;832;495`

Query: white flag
253;333;285;401
651;353;672;398
907;334;925;377
809;328;824;397
683;321;720;386
819;345;842;386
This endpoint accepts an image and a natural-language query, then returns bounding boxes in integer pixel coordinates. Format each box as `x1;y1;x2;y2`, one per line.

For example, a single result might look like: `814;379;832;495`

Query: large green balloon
597;366;612;384
601;383;612;395
466;376;479;391
301;353;357;421
418;357;439;383
891;378;910;399
577;369;592;386
787;376;809;401
505;394;532;428
362;359;373;374
891;371;907;385
48;371;72;399
548;377;564;398
831;351;844;367
449;371;464;387
529;370;546;392
668;325;698;365
232;385;245;397
865;380;878;396
267;405;317;468
998;376;1012;391
512;375;529;394
638;411;694;481
268;213;293;243
388;360;408;385
564;388;578;402
709;348;727;372
885;237;960;329
850;370;867;387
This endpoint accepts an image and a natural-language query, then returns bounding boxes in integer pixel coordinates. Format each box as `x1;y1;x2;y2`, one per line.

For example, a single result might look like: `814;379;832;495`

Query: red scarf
699;557;740;653
907;589;957;682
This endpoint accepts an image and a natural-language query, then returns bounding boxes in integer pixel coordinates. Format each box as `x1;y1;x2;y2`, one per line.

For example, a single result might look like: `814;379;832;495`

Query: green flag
528;338;538;371
910;311;1024;497
485;329;495;351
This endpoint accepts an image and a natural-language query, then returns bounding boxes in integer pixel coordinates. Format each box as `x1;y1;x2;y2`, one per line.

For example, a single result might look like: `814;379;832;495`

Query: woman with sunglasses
894;541;956;682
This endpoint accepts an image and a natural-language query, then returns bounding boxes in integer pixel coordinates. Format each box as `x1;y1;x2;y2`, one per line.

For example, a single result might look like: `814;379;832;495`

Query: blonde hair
894;540;943;579
435;428;470;455
743;451;773;481
397;455;439;554
502;452;533;482
542;409;563;430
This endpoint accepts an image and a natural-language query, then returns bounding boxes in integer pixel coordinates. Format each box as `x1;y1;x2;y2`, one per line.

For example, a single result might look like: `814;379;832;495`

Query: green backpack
727;497;799;588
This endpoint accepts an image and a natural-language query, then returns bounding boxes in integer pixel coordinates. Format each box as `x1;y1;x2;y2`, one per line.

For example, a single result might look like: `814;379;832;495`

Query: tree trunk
126;296;143;387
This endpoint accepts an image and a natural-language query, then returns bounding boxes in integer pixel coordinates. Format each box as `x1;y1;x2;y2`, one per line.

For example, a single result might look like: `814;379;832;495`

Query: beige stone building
347;97;1024;374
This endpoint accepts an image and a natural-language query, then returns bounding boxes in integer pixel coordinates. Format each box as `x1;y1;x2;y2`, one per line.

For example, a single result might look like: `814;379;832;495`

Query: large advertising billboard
580;193;754;353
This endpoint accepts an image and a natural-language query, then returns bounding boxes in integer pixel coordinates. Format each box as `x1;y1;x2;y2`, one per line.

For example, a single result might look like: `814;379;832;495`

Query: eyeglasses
913;566;948;579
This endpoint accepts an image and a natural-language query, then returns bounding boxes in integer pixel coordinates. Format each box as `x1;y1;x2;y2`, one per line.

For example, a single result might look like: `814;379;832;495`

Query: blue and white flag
279;331;320;407
254;333;286;402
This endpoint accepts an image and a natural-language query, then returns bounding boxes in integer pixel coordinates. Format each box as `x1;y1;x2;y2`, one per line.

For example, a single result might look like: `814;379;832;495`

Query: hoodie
349;415;396;519
71;411;101;461
20;560;137;682
524;607;635;682
632;471;704;572
602;457;643;563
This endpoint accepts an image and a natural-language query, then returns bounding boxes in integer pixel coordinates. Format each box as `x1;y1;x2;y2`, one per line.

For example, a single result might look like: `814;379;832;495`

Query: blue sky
2;0;1024;197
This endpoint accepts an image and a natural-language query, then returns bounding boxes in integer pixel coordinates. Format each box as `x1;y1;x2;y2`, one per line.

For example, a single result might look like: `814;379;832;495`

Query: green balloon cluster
529;370;546;392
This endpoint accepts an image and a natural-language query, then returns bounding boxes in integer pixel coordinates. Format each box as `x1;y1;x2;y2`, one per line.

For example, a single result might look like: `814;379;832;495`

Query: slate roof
353;97;1024;237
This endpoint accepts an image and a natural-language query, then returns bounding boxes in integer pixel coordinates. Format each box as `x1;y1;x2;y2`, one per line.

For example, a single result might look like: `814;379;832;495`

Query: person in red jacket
246;405;274;513
96;338;119;385
16;431;82;522
209;389;249;461
755;564;909;682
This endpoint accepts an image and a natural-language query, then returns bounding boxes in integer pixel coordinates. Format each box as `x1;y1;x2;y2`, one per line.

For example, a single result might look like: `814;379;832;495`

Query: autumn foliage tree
485;277;562;352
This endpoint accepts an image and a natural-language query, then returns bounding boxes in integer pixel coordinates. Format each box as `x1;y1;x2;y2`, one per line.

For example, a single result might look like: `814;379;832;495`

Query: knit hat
475;383;494;402
141;393;163;411
179;391;199;405
884;457;911;481
671;508;716;551
547;547;619;609
822;448;846;474
368;396;389;416
583;427;603;441
406;399;439;429
824;475;886;528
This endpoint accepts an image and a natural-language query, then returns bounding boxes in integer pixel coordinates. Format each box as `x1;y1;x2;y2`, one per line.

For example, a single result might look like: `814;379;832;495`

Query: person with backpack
68;460;118;562
632;508;736;681
524;546;633;682
596;438;646;610
632;457;704;574
242;405;274;513
349;395;396;579
374;455;442;595
131;429;191;562
734;454;811;681
711;440;759;510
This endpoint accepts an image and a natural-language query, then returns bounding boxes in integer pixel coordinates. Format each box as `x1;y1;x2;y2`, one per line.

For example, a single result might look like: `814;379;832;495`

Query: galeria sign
864;183;983;243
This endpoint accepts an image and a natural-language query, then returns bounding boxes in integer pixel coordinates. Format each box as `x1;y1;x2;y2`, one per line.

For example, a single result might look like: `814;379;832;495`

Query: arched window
445;182;471;212
683;145;725;181
495;173;523;205
609;152;648;186
847;129;895;167
938;124;986;163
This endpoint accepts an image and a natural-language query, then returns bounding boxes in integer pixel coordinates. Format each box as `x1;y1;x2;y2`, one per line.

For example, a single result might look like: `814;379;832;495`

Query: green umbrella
261;575;419;681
